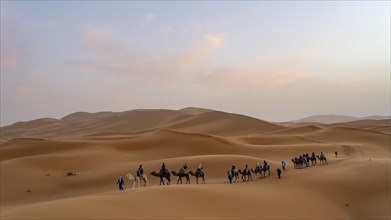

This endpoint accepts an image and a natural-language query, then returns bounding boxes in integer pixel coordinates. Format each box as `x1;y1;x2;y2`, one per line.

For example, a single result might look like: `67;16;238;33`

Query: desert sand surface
1;108;390;219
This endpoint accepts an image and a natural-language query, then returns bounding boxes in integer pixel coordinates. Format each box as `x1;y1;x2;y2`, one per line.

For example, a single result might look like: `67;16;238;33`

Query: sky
1;1;390;126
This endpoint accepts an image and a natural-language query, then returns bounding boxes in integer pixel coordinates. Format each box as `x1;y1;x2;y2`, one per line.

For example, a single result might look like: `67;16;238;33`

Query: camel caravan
227;160;272;184
291;152;328;169
120;163;205;190
117;152;330;190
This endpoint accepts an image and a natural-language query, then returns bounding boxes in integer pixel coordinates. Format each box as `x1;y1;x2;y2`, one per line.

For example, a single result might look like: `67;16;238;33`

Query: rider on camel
136;164;144;177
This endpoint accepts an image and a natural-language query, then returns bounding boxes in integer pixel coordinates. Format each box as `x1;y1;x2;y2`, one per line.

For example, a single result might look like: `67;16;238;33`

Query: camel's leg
132;181;136;189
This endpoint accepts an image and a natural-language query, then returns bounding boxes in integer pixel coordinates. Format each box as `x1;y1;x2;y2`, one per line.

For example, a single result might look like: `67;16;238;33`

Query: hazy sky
1;1;390;126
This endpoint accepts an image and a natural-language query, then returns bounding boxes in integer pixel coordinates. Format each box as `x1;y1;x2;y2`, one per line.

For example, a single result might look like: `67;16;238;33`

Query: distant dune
1;108;390;219
294;114;390;124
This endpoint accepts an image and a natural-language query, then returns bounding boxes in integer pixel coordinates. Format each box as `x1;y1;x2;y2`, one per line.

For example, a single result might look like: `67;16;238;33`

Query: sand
1;108;390;219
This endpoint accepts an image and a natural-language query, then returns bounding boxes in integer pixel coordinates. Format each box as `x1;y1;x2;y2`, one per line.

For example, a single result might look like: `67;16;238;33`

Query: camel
232;169;240;182
151;170;171;185
310;155;317;166
126;173;149;189
303;156;309;167
250;166;263;179
291;158;303;169
238;169;252;182
171;169;190;184
317;155;328;165
189;170;205;184
261;164;270;177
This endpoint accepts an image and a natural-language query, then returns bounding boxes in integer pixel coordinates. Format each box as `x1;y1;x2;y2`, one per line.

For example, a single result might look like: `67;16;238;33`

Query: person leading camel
228;170;233;184
117;176;124;190
277;168;282;179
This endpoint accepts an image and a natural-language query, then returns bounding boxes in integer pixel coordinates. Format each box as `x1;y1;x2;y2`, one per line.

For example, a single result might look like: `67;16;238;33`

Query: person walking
277;168;282;179
117;176;124;190
228;171;233;184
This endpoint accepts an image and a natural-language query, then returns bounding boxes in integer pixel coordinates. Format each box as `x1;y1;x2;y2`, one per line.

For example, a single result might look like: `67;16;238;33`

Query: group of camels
151;168;205;185
125;152;330;189
230;164;272;183
291;152;328;169
126;168;205;189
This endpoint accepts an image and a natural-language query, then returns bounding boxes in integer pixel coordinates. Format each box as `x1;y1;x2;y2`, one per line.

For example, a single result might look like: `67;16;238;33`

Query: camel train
123;152;330;189
291;152;328;169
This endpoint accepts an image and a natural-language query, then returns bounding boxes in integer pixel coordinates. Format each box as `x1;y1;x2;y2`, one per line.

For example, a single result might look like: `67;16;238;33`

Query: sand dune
295;114;390;124
1;108;390;219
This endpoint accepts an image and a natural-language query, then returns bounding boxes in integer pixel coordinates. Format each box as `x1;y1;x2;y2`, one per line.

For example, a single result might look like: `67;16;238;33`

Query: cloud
80;24;116;57
204;33;225;49
70;26;339;95
175;32;226;77
145;13;157;22
70;24;227;82
158;26;173;34
1;50;22;70
16;85;42;96
1;5;55;74
197;59;307;92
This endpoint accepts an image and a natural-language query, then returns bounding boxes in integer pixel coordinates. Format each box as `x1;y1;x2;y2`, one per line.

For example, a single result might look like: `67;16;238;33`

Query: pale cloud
80;24;116;57
197;56;309;92
183;18;228;35
69;27;324;94
158;26;173;34
204;33;225;50
175;32;226;77
1;5;55;74
145;13;157;22
16;85;41;96
21;19;55;31
1;51;22;70
70;25;227;81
